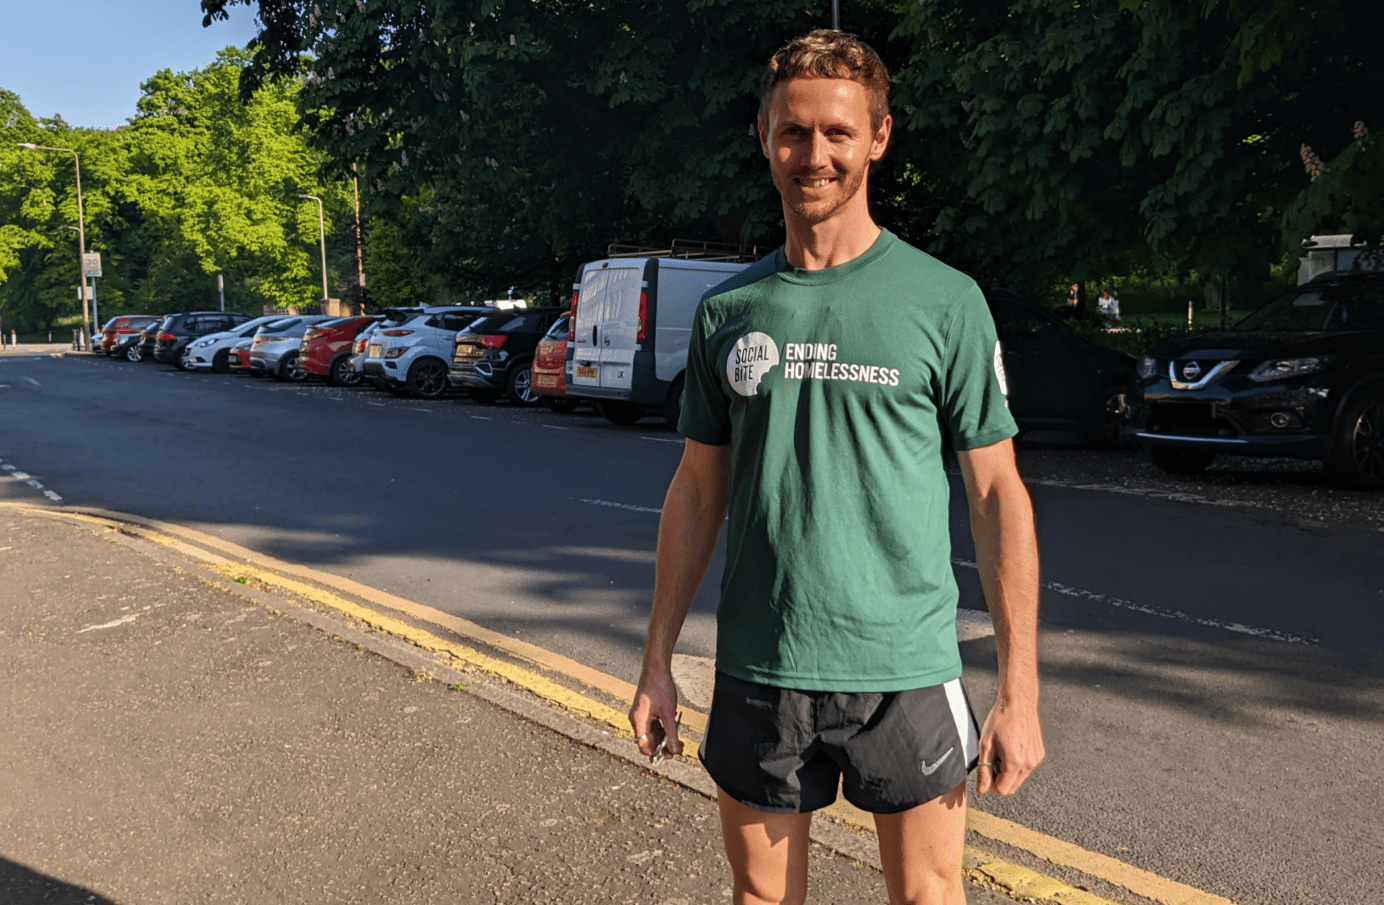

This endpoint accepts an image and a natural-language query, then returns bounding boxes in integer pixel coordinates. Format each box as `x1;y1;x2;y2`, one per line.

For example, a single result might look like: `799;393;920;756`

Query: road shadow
0;858;120;904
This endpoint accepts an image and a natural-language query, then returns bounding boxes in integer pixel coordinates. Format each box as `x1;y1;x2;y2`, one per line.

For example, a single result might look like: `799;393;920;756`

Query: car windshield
467;312;548;334
1235;285;1384;331
544;316;570;339
260;318;301;333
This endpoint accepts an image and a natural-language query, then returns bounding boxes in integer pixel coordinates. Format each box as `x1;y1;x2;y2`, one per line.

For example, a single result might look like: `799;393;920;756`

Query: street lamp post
17;143;94;345
298;194;329;311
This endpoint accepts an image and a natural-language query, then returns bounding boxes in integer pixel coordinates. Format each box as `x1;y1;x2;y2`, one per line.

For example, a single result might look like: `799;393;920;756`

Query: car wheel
597;400;645;426
468;388;501;405
542;396;579;414
406;358;450;399
1149;447;1215;475
329;354;361;387
125;344;142;362
176;347;192;371
1084;385;1127;449
277;352;308;382
505;361;541;406
662;374;686;428
212;349;231;374
1325;390;1384;489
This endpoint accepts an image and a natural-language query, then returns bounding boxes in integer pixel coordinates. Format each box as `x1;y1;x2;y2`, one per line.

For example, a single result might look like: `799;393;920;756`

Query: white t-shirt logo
727;332;780;397
993;341;1009;397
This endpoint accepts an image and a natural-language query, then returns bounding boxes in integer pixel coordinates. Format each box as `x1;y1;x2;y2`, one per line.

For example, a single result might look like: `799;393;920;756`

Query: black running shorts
699;671;980;814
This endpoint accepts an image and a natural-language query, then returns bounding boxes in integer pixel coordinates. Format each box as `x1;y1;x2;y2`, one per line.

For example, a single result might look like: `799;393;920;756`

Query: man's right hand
629;667;683;760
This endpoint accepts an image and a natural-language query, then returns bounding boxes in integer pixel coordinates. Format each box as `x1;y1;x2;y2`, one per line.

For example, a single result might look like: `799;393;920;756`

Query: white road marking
471;416;492;421
952;558;1316;644
0;383;10;388
10;471;31;480
43;490;63;501
23;376;39;386
640;436;683;444
542;424;570;430
571;496;663;514
78;614;138;633
1027;477;1250;509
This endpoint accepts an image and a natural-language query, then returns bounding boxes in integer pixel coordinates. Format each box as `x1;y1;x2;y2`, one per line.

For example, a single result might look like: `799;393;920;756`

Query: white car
180;315;283;373
361;305;509;399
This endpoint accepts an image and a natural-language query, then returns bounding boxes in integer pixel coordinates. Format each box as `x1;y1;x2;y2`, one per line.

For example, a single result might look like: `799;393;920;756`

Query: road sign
77;286;93;301
82;253;102;278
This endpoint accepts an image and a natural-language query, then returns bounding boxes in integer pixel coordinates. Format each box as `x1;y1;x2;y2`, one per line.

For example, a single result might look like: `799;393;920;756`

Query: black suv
986;289;1136;447
450;308;569;405
153;311;255;369
1126;271;1384;487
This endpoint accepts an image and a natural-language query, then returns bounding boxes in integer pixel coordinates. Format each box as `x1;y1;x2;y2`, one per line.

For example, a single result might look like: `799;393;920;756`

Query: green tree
890;0;1383;297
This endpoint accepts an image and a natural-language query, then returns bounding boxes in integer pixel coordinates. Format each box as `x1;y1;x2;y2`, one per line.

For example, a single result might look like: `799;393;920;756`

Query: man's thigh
717;787;814;905
873;782;968;905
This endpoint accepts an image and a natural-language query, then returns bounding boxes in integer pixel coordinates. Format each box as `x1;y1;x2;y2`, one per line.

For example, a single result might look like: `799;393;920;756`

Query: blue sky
0;1;262;128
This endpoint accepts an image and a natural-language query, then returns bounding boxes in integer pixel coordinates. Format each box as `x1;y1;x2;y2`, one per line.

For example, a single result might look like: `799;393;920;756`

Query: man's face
758;76;891;227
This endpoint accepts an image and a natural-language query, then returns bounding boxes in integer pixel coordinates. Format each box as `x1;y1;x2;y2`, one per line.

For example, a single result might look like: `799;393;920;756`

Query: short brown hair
759;29;890;131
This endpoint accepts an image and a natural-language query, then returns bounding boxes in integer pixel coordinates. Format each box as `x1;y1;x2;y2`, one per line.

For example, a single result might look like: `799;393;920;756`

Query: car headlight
1248;356;1333;383
384;347;407;359
1137;356;1158;379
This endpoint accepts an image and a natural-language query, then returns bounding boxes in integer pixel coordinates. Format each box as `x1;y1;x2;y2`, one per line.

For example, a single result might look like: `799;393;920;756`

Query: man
629;29;1043;905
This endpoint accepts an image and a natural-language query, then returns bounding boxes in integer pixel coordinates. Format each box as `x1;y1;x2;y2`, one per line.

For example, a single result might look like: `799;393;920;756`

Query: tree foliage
891;0;1384;292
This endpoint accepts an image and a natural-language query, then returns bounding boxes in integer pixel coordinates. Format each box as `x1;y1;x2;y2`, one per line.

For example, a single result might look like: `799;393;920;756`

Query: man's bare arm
629;438;730;759
957;439;1044;794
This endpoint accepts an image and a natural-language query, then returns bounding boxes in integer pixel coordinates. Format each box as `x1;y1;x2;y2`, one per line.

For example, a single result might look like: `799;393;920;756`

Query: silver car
248;316;332;381
181;315;284;373
360;305;497;399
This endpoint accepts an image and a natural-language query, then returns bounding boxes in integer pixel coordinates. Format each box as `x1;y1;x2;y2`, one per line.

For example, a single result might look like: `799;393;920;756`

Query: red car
299;315;379;386
228;338;254;374
532;314;579;413
99;315;161;358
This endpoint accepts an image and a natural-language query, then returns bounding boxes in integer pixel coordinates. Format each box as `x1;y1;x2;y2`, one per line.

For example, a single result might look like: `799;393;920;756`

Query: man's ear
758;116;770;159
869;113;893;162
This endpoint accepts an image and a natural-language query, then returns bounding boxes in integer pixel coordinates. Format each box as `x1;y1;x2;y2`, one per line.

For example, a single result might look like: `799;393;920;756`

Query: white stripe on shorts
942;678;979;764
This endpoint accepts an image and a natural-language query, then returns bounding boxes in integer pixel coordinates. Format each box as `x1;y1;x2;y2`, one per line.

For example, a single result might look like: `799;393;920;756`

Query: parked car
984;289;1136;447
451;307;569;405
299;315;380;386
153;311;255;368
133;316;173;362
566;248;752;425
248;316;332;381
1126;271;1384;487
228;337;254;374
361;305;500;399
531;314;580;412
99;315;161;357
181;315;285;372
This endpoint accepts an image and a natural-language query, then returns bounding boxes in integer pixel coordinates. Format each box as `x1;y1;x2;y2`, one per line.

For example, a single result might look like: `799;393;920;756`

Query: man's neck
781;203;881;271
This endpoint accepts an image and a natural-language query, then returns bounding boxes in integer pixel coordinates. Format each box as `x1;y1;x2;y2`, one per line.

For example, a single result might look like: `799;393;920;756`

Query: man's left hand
976;693;1044;795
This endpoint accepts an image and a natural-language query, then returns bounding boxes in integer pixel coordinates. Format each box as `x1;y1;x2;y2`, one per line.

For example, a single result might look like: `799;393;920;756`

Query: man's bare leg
717;787;814;905
873;782;969;905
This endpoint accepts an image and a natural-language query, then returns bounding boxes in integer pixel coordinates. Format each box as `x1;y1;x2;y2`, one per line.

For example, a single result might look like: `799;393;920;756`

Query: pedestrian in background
630;29;1044;905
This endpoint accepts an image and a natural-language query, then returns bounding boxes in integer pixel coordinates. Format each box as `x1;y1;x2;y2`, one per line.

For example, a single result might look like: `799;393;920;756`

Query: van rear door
571;263;643;392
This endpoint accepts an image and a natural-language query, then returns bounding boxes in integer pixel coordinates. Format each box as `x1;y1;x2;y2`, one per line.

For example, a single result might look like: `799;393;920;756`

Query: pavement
0;503;1042;905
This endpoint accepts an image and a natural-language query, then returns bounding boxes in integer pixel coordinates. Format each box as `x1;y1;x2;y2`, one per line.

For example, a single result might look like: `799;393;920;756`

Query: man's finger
975;741;996;794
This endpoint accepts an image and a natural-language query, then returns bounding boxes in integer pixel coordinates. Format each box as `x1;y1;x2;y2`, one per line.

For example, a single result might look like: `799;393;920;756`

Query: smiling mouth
794;177;833;188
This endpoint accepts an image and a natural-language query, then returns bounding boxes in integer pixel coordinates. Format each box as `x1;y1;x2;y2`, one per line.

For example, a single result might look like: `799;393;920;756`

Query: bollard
10;329;15;348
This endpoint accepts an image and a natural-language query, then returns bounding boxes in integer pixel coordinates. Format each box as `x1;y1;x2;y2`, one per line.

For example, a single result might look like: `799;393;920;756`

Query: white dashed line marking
640;436;683;444
23;376;40;386
543;424;570;430
951;558;1316;644
78;614;139;633
471;416;492;421
571;497;663;514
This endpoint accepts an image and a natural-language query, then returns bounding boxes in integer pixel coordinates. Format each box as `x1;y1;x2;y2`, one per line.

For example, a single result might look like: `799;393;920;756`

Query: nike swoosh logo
920;747;954;776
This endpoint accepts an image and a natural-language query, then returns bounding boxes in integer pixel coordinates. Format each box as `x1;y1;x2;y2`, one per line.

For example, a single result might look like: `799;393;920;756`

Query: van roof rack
606;239;768;263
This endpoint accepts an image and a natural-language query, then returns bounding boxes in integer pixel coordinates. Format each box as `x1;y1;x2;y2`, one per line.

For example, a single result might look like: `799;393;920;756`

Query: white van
566;245;756;425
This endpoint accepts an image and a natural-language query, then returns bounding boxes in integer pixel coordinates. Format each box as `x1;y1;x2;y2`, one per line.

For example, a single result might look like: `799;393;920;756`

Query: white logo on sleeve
727;332;780;397
993;341;1009;397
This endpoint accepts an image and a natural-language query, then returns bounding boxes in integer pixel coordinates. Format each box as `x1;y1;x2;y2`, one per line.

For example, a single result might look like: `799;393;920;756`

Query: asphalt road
2;350;1381;905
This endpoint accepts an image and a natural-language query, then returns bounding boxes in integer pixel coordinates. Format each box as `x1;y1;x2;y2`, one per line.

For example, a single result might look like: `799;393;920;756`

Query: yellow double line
13;502;1239;905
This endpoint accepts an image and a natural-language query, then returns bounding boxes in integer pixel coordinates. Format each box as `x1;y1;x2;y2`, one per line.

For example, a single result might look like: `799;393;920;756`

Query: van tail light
478;335;507;350
569;290;579;341
382;329;413;336
637;290;648;342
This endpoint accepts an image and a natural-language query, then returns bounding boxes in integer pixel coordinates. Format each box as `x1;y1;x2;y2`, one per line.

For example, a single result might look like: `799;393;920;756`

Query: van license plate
534;374;557;388
575;365;597;379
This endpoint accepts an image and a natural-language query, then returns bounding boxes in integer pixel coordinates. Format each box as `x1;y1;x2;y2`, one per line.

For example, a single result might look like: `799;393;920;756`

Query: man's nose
807;132;829;169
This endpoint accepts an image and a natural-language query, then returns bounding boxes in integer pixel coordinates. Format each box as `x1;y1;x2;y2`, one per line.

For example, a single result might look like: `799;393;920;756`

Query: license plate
575;364;597;379
534;374;558;388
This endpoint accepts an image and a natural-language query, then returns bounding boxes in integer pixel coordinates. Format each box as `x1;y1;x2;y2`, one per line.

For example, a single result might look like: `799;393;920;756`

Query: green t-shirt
680;229;1017;692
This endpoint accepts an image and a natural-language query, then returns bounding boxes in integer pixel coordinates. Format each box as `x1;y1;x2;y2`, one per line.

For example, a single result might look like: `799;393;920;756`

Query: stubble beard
772;163;869;227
